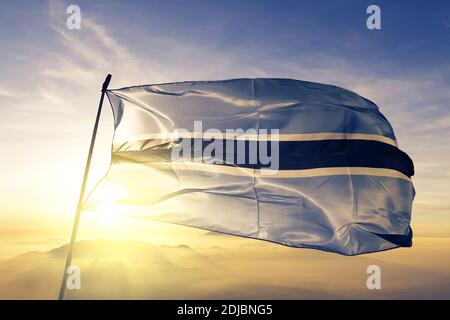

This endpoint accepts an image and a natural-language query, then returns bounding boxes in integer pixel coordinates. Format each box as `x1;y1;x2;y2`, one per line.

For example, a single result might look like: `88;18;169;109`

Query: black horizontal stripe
373;226;413;247
113;139;414;178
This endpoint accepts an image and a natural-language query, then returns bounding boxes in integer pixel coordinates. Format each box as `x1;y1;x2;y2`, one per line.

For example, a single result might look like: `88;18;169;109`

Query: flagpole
58;74;112;300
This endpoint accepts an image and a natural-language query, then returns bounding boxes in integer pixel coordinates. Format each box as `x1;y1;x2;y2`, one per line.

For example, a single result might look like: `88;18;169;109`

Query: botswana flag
84;78;414;255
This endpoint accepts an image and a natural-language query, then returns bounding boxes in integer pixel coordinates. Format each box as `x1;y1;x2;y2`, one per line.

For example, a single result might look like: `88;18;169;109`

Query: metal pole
58;74;112;300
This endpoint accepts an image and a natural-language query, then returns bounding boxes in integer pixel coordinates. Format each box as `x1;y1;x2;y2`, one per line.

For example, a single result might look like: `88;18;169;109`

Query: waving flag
84;78;414;255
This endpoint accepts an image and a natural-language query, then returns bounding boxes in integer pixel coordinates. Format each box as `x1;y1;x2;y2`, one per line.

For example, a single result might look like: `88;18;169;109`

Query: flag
84;78;414;255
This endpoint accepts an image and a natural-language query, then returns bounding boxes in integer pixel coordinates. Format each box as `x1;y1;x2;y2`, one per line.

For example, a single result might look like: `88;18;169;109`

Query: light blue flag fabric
84;78;415;255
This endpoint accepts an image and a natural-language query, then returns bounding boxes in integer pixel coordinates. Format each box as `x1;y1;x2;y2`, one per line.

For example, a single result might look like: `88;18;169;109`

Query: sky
0;0;450;298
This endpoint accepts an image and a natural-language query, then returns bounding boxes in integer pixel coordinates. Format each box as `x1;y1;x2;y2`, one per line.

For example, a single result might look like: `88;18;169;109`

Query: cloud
45;0;143;88
1;239;450;299
0;87;20;98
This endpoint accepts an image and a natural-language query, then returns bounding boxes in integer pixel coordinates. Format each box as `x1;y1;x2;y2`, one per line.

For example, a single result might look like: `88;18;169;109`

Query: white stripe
114;132;398;146
169;162;411;181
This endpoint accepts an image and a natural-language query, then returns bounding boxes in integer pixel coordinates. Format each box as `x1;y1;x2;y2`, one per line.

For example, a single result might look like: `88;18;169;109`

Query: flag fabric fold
84;78;415;255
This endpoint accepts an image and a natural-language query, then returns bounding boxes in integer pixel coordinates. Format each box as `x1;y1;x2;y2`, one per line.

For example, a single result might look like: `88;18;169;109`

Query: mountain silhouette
0;237;449;299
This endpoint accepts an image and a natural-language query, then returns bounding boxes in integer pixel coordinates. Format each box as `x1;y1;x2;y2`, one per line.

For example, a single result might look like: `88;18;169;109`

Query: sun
92;203;123;223
82;180;129;225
